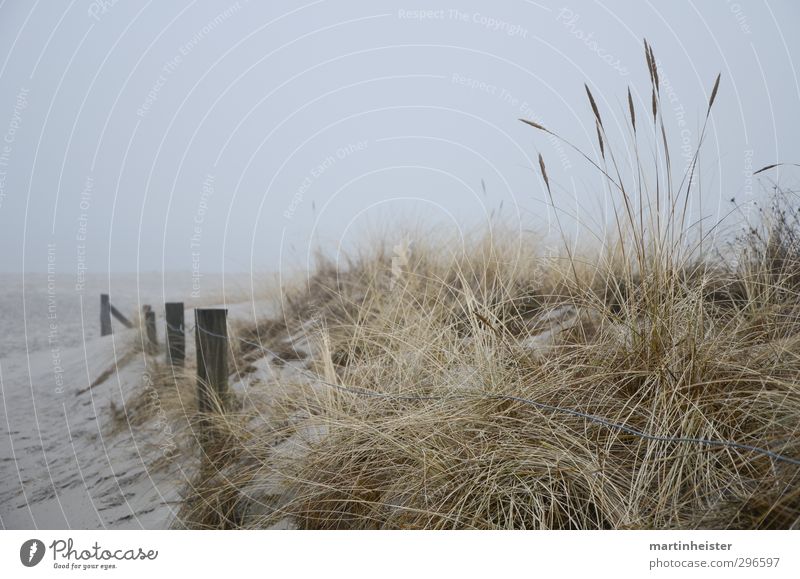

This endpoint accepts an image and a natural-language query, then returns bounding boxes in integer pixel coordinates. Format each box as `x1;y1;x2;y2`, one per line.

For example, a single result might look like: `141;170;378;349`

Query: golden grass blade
754;163;780;174
754;162;800;174
708;73;721;111
644;38;660;92
518;118;549;132
538;153;551;195
651;87;657;121
649;44;659;90
595;120;605;160
585;84;603;128
473;312;502;337
644;39;653;80
628;87;636;133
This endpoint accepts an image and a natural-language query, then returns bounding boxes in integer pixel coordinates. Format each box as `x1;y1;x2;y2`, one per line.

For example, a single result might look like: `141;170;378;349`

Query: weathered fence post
165;302;185;367
100;294;112;336
195;308;229;416
143;305;157;353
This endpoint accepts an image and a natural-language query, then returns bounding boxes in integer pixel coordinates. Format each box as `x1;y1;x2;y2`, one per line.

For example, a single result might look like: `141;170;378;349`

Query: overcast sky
1;0;799;276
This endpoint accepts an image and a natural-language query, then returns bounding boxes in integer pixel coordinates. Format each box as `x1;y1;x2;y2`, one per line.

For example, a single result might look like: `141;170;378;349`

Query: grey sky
0;0;798;276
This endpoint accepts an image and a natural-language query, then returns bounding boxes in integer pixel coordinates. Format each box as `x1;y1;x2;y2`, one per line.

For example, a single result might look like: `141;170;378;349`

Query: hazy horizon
1;0;799;276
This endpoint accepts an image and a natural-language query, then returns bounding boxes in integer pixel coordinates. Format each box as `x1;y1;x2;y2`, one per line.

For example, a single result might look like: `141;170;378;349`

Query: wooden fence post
165;302;185;367
195;308;229;416
143;305;157;353
100;294;112;336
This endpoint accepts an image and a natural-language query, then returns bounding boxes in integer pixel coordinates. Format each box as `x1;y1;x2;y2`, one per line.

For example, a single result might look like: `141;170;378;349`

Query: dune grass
158;41;800;529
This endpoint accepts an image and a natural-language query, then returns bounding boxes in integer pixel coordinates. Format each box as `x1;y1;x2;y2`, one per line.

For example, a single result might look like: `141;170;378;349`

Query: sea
0;272;257;358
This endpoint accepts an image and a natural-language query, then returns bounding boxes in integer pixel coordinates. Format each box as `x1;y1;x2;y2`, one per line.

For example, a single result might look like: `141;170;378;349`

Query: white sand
0;296;272;529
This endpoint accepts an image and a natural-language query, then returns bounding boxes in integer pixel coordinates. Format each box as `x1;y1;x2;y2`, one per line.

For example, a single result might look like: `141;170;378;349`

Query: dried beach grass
168;41;800;529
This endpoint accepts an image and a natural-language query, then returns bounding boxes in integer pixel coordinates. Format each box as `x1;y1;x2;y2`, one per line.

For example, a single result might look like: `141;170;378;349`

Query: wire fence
176;321;800;467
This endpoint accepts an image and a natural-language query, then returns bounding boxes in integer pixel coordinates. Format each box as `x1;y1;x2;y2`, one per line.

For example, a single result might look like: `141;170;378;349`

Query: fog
1;0;798;277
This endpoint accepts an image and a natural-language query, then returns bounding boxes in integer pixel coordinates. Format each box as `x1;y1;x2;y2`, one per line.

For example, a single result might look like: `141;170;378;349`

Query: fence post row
101;299;231;436
165;302;185;367
195;308;229;418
